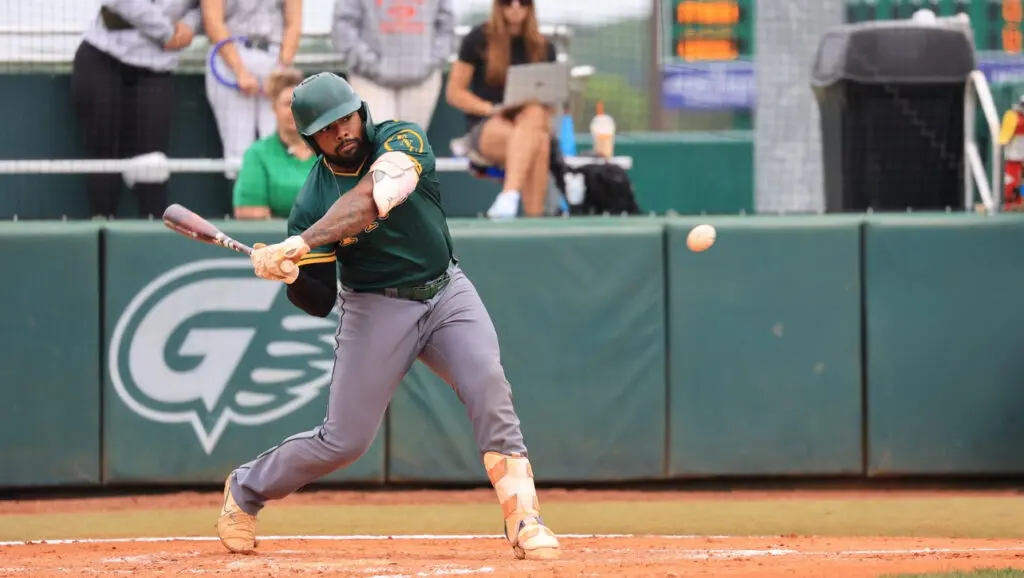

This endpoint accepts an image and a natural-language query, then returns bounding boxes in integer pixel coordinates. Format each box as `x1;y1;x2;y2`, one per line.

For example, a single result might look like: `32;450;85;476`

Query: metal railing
964;69;1000;214
0;154;632;184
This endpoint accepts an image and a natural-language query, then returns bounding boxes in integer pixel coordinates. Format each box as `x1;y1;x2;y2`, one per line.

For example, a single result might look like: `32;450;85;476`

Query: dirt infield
3;488;1024;576
2;535;1024;577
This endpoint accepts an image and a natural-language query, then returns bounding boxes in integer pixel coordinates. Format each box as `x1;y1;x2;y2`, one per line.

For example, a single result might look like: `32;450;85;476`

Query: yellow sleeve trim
299;251;337;265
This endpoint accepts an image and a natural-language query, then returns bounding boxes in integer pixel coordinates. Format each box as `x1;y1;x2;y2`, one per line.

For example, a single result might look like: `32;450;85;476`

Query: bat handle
215;233;253;256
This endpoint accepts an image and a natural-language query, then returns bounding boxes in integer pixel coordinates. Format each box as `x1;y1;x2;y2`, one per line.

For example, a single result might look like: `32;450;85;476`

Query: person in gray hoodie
331;0;455;130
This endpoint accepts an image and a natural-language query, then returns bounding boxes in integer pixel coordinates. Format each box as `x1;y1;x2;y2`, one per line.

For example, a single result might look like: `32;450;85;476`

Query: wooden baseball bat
161;203;254;256
161;204;298;277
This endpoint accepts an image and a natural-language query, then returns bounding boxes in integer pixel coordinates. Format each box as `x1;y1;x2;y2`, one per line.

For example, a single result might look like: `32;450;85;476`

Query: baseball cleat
484;451;562;560
216;474;257;554
510;516;561;560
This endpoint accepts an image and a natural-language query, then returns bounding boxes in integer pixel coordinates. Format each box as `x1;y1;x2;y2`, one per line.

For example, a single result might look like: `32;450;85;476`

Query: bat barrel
161;203;254;256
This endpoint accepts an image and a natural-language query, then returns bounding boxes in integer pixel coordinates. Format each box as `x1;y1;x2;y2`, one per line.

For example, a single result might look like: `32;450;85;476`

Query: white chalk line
0;533;712;547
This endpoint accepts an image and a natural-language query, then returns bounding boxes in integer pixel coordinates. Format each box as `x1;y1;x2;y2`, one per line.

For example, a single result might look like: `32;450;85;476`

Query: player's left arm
298;125;430;250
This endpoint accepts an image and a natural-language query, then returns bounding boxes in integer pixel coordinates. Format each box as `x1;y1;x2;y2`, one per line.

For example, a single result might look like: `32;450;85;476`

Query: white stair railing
964;69;1000;214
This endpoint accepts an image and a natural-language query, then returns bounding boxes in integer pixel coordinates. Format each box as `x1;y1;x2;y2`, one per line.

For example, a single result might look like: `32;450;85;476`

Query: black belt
242;38;276;51
374;269;451;302
100;7;134;31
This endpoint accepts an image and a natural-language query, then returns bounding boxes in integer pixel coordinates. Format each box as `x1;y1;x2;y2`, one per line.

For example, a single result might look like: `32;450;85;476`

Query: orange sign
676;1;740;25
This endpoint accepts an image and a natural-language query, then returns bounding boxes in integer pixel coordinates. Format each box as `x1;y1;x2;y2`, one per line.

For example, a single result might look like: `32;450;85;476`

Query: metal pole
648;0;665;131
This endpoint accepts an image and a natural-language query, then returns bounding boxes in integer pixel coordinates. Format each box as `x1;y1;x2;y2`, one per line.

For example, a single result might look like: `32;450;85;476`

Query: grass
3;495;1024;542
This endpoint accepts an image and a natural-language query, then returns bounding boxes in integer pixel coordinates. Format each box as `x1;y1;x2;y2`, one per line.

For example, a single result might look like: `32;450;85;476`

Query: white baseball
687;224;717;252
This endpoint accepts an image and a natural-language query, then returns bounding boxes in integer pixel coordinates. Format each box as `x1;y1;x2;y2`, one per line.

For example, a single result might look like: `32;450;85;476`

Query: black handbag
100;3;150;31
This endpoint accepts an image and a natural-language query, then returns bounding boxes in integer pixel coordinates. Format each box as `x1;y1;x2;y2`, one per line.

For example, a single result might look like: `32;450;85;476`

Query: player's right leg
418;266;560;560
217;291;428;553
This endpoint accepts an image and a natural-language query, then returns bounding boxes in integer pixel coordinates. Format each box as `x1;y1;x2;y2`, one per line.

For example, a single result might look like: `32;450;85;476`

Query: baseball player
216;71;561;561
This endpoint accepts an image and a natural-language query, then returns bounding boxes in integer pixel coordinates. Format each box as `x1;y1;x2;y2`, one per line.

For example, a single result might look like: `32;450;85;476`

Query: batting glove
251;236;309;284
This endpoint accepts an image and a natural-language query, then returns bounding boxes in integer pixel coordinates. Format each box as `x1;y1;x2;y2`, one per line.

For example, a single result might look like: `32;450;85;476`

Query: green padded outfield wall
0;223;102;487
864;215;1024;476
665;217;863;477
101;221;384;484
11;215;1024;487
388;221;668;482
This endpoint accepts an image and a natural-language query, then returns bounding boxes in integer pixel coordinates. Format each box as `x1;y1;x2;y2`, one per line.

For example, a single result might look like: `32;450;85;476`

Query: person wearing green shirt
232;67;317;219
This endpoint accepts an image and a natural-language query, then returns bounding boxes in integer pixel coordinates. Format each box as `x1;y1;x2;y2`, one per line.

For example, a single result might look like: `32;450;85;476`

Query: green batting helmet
291;72;375;153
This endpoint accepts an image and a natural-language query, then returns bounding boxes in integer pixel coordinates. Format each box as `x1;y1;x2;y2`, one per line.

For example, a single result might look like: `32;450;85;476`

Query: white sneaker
487;191;521;219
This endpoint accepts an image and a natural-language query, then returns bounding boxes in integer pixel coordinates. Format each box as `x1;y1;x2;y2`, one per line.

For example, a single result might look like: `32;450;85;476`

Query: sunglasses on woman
498;0;533;6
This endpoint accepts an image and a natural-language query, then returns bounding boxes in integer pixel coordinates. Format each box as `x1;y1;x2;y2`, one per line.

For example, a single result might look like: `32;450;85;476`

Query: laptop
502;61;570;109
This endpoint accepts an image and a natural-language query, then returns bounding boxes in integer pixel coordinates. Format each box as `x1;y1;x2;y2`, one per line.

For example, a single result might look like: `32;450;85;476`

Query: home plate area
3;535;1024;577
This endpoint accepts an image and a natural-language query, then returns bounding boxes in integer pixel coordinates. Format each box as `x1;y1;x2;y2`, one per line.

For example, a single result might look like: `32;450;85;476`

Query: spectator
445;0;556;219
70;0;201;219
232;67;316;220
330;0;455;131
202;0;303;180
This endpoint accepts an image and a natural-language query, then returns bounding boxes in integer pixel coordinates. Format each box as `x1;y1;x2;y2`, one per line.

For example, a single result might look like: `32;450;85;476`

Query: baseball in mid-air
687;224;717;252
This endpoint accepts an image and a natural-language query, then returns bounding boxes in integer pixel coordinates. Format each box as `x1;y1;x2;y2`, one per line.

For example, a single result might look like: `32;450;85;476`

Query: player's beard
323;134;370;172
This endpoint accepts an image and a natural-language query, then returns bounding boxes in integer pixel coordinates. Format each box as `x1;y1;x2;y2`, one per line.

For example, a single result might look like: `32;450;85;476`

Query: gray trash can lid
811;19;976;87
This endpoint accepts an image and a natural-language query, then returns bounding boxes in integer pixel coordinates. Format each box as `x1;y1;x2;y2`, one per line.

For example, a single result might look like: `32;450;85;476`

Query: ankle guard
484;451;542;541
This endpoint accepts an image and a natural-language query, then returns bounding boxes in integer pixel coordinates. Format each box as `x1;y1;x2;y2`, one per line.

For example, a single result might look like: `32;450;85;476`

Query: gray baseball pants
231;262;526;515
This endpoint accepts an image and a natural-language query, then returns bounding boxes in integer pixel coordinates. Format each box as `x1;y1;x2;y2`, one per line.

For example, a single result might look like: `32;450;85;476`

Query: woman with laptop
445;0;557;219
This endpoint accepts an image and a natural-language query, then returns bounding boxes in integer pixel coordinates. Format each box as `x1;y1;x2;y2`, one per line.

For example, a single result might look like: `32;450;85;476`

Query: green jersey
287;120;453;291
